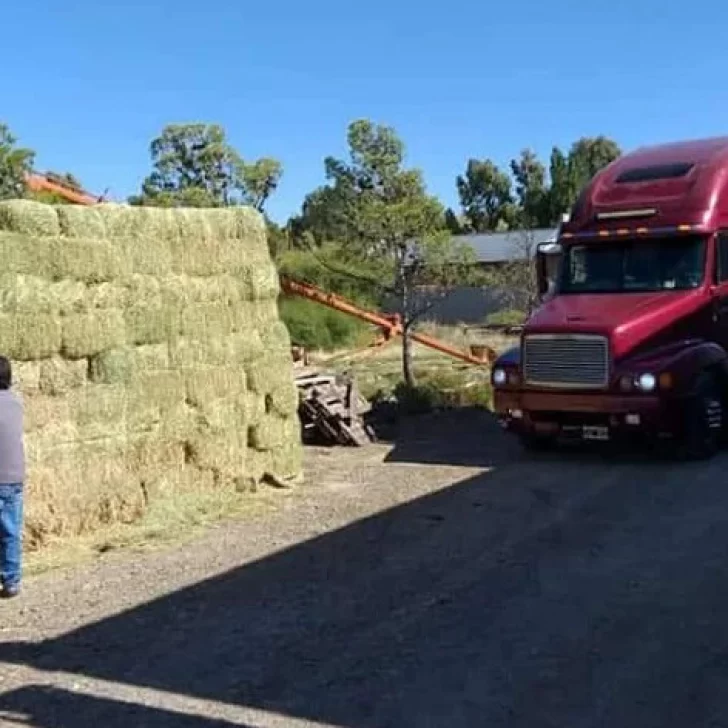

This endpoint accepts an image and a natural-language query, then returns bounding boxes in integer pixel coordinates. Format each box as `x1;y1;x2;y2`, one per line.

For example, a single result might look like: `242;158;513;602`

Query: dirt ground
3;409;728;727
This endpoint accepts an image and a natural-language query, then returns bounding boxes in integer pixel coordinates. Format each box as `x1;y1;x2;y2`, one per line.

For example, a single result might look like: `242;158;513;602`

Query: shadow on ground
0;685;250;728
3;413;728;727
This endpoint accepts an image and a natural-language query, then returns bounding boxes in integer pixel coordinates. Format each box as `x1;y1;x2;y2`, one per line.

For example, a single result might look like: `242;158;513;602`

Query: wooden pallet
295;369;375;447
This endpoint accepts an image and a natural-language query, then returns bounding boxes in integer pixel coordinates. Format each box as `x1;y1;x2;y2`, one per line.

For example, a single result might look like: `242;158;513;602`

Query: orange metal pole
280;276;495;366
25;174;99;205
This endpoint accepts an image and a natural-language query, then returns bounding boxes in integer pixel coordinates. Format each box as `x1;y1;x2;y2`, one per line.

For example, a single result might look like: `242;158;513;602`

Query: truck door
713;232;728;348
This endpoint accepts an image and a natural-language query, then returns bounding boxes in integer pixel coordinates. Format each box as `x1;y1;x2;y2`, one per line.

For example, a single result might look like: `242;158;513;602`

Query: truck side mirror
535;242;563;301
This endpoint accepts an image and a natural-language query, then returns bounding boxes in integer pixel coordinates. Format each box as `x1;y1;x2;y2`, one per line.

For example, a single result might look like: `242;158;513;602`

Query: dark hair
0;357;12;390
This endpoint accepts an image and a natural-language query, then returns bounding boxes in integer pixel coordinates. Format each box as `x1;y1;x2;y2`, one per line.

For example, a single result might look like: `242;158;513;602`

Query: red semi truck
492;136;728;459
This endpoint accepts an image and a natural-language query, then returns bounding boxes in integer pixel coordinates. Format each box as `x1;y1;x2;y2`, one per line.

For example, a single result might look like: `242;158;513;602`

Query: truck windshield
560;235;706;294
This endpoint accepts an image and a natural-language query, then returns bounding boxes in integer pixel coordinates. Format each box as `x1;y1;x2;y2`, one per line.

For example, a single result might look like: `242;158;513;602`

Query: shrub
485;308;526;326
279;296;369;351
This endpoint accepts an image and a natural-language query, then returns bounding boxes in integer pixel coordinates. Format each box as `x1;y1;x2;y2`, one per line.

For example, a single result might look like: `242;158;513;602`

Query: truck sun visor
615;162;694;184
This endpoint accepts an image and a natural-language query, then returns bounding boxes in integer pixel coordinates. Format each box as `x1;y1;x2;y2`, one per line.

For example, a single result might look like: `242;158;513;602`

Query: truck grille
523;334;609;389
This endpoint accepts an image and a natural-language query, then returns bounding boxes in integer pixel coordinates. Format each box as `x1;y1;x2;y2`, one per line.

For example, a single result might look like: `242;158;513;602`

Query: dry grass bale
61;310;126;359
170;207;267;277
261;320;292;354
39;358;88;395
89;348;134;385
0;200;60;237
245;391;267;426
131;343;170;371
248;415;299;452
0;200;302;547
125;304;179;346
56;204;107;239
0;275;57;314
169;332;259;368
127;434;186;485
13;361;40;395
185;429;247;479
0;236;55;284
184;366;246;407
241;260;280;302
51;237;130;284
69;384;127;441
127;371;185;432
180;302;236;340
24;394;73;433
0;313;62;360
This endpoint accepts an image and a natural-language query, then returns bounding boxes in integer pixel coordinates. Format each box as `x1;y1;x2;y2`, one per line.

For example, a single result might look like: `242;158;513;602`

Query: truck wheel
676;373;723;460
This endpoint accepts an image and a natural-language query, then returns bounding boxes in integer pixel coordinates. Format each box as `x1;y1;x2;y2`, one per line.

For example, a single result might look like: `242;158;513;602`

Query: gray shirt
0;390;25;485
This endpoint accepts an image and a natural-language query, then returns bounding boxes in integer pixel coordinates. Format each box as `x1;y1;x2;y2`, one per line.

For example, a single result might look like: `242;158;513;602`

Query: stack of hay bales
0;200;302;548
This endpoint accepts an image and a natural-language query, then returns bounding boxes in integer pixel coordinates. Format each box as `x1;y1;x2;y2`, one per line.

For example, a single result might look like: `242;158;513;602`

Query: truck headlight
492;368;507;386
637;373;657;392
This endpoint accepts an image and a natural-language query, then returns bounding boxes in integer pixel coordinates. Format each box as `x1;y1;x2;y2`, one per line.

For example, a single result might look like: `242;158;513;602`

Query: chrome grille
523;334;609;389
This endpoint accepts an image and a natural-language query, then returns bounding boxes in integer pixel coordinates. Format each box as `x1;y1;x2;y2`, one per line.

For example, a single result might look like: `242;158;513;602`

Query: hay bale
184;366;246;407
185;430;247;477
56;205;107;239
51;237;129;283
13;362;40;395
261;320;292;354
0;313;62;360
131;343;170;370
268;443;304;481
0;234;56;280
1;200;301;548
39;358;88;395
89;348;134;385
70;384;127;441
179;303;236;340
248;415;299;452
0;275;57;314
127;371;185;433
0;200;60;237
62;310;126;358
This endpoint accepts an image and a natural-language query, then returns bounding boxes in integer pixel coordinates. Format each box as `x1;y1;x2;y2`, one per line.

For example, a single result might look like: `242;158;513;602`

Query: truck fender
660;341;728;396
493;345;520;369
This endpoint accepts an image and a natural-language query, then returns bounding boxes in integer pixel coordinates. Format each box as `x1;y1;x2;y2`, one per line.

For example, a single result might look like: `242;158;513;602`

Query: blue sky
4;0;726;222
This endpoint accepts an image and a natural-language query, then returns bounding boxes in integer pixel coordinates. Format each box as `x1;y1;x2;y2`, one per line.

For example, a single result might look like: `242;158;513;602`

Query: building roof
454;228;559;264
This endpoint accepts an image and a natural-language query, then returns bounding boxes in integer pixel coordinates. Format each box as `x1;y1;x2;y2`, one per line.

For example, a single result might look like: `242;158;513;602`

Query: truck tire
676;372;723;461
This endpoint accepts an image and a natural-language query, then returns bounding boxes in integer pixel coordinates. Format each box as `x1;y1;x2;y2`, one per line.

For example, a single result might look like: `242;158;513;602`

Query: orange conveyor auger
34;175;495;367
280;276;496;366
25;173;102;206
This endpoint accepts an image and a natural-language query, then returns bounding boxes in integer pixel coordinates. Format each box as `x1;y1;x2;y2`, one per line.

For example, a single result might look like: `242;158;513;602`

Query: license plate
582;425;609;441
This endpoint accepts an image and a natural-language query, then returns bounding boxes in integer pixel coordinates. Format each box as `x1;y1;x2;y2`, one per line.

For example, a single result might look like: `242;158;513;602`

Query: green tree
456;158;513;232
324;119;474;385
510;149;549;227
130;123;282;211
0;123;34;200
240;157;283;211
444;207;465;234
289;183;356;245
547;136;621;221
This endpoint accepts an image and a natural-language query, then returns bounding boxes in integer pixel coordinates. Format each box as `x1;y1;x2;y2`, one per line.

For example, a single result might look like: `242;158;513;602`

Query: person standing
0;356;25;599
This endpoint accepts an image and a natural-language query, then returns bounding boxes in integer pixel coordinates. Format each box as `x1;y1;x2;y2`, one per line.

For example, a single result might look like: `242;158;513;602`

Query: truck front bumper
493;389;671;443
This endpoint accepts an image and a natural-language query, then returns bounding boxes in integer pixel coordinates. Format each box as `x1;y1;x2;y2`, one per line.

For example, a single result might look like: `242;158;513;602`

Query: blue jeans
0;484;22;589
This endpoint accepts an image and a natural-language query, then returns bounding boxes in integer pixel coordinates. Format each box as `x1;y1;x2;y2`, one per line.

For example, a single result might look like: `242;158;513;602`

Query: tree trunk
396;246;416;387
402;322;415;387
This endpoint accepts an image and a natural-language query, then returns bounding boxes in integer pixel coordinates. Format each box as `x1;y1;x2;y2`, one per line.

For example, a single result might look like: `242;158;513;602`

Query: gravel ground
3;409;728;727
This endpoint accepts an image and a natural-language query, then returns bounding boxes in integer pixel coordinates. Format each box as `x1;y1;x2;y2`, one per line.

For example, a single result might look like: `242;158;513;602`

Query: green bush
276;242;387;352
276;243;386;308
485;308;526;326
279;297;369;351
393;371;492;414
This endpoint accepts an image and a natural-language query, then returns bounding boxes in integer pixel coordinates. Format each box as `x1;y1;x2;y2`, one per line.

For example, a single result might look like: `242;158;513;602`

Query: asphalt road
2;410;728;727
